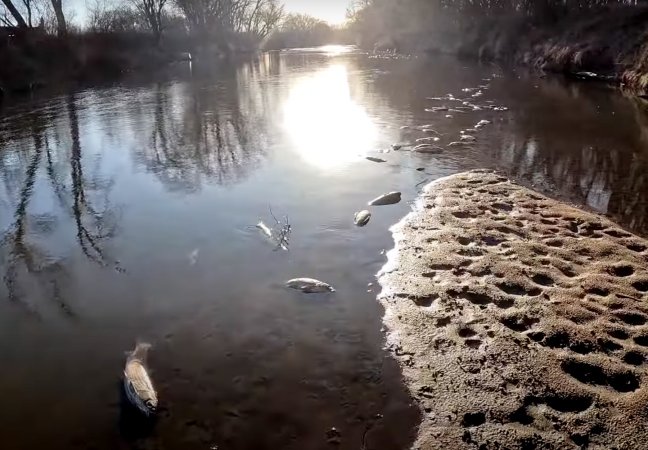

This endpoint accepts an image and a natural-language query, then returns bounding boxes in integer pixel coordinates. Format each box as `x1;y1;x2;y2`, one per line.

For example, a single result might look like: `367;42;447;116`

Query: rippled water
1;47;648;450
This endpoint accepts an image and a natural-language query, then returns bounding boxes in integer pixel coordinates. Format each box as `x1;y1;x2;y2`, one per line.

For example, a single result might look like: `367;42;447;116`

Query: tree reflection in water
0;94;120;317
135;60;276;192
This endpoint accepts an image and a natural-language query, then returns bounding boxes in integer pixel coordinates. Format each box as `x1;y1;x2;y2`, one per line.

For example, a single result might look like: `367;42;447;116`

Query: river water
1;46;648;450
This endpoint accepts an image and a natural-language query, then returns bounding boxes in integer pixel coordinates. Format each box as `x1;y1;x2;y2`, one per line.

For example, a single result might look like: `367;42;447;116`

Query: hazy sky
283;0;350;24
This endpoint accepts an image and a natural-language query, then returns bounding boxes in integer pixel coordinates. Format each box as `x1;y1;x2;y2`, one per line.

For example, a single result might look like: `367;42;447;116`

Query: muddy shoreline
378;170;648;449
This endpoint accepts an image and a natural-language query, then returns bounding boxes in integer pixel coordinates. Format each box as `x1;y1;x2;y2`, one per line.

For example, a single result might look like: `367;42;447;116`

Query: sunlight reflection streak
283;65;376;168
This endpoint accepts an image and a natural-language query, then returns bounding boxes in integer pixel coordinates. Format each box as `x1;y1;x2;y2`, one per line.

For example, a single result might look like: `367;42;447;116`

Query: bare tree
131;0;167;42
20;0;32;26
1;0;28;27
88;0;142;33
50;0;66;35
246;0;282;37
174;0;283;38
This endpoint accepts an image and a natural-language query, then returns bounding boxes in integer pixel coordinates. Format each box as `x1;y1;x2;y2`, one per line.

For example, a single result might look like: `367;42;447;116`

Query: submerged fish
286;278;335;293
354;210;372;227
123;342;158;417
416;137;440;143
460;135;476;142
369;191;402;206
188;248;199;266
366;156;386;163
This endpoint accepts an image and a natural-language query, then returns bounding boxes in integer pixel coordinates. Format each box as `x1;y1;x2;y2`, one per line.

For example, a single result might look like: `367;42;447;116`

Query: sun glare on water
283;65;377;169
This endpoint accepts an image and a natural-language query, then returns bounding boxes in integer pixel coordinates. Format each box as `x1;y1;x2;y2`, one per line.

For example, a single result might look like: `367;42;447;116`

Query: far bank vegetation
346;0;648;93
0;0;343;92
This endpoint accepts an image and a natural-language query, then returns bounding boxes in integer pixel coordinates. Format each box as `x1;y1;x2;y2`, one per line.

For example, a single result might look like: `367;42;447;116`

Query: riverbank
0;30;178;95
0;29;260;96
352;4;648;95
456;5;648;93
379;170;648;449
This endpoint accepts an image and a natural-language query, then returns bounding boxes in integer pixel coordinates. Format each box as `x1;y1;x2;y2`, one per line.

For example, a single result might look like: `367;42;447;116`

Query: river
1;46;647;450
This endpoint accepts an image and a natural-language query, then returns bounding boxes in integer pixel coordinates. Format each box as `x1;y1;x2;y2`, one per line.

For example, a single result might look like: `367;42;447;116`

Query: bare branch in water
267;205;291;251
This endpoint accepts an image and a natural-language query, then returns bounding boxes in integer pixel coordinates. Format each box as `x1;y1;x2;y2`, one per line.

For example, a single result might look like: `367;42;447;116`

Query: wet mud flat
379;170;648;449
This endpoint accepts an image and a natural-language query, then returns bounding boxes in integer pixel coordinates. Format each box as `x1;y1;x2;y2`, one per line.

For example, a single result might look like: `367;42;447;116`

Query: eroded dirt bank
379;170;648;449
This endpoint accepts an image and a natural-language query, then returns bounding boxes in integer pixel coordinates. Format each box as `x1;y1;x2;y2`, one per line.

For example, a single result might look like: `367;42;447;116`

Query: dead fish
418;125;439;133
256;221;288;251
366;156;386;163
124;342;158;417
286;278;335;293
369;191;402;206
354;210;372;227
413;145;443;154
460;135;476;142
256;221;273;239
425;106;448;112
188;248;199;266
447;141;474;147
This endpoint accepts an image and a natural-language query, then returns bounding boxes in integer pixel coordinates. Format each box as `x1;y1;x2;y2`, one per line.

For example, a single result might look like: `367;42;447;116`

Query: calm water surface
1;47;648;450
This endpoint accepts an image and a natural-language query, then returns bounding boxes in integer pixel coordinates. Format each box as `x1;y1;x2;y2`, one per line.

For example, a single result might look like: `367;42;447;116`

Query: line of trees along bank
0;0;285;44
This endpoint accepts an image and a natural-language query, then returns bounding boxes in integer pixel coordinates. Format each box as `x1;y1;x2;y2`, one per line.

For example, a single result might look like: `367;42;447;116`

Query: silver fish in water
286;278;335;293
366;156;386;163
354;210;372;227
413;144;443;154
447;141;474;147
256;221;288;251
124;342;158;417
369;192;402;206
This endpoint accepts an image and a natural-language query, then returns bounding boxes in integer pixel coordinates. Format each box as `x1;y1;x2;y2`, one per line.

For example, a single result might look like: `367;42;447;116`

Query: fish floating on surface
123;342;158;417
413;145;443;154
425;106;448;112
256;221;289;251
369;191;402;206
447;141;474;147
286;278;335;293
354;210;372;227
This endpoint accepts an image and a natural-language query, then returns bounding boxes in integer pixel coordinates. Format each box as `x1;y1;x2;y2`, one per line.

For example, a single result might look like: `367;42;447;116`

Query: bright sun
283;64;377;169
